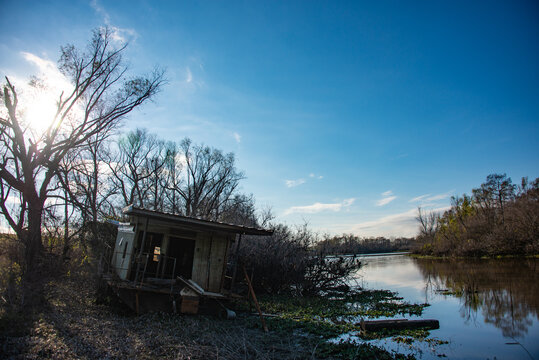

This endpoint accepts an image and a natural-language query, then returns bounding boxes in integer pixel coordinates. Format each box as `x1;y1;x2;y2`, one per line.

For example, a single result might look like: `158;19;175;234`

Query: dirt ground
0;264;327;360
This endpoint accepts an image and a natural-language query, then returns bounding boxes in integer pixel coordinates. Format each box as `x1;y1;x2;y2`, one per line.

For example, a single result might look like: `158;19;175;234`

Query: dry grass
0;237;409;360
0;262;321;360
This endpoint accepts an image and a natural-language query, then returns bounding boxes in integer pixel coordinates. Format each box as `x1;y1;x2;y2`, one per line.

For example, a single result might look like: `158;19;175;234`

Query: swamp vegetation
0;248;432;360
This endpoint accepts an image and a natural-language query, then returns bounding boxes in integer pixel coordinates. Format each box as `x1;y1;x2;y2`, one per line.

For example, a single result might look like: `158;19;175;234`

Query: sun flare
23;92;59;133
19;52;75;135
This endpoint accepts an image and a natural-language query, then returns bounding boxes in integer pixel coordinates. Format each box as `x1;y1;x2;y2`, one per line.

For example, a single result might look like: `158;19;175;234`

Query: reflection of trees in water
414;258;539;338
482;289;533;338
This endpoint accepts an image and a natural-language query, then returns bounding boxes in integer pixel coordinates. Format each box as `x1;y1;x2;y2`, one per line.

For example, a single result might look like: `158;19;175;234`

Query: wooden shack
105;205;272;314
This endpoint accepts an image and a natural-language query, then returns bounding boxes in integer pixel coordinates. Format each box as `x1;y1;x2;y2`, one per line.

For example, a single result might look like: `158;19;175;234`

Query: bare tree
481;173;515;226
57;131;117;256
416;207;438;244
163;141;184;214
108;128;164;208
219;193;258;227
108;132;246;221
0;28;164;272
179;138;245;220
146;141;171;211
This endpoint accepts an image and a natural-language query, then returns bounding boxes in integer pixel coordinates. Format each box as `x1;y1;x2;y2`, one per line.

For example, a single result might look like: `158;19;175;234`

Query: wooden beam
243;265;268;333
230;233;242;292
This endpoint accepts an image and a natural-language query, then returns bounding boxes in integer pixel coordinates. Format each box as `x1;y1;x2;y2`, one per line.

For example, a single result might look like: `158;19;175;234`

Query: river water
350;254;539;359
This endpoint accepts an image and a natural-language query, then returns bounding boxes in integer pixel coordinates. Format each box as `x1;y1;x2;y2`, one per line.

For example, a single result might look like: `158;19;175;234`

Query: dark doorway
136;231;164;278
167;237;196;279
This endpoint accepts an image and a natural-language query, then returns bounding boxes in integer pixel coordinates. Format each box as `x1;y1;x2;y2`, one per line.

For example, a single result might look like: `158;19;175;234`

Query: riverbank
1;262;429;359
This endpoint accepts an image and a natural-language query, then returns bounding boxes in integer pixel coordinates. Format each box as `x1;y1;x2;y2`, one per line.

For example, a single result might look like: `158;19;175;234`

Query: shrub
237;224;360;295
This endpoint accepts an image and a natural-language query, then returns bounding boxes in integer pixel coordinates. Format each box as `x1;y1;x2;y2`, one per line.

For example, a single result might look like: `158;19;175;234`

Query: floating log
359;319;439;331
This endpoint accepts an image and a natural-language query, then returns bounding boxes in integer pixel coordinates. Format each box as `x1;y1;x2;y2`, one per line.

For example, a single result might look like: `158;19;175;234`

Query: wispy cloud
90;0;137;44
285;179;306;188
409;191;453;203
376;196;397;206
348;206;450;237
185;67;193;83
90;0;111;24
176;63;205;100
22;52;72;90
426;192;453;201
284;198;355;215
376;196;396;206
233;132;241;143
409;194;430;202
285;173;324;188
376;190;396;206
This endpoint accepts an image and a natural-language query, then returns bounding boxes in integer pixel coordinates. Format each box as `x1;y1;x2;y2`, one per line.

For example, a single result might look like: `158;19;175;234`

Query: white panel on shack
112;224;135;280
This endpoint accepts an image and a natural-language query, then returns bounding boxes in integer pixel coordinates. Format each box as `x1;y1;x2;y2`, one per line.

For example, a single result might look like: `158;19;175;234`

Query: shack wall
208;235;229;292
191;232;229;292
128;219;230;293
191;232;211;288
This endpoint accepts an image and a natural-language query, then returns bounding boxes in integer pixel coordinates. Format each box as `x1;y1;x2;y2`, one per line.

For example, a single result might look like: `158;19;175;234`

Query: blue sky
1;0;538;236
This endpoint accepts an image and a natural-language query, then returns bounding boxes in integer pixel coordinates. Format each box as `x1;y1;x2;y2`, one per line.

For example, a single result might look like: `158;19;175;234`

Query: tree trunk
62;190;70;259
25;202;45;273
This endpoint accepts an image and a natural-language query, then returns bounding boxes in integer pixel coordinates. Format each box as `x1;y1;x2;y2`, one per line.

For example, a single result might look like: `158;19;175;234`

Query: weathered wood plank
208;234;228;292
191;232;211;289
219;235;231;291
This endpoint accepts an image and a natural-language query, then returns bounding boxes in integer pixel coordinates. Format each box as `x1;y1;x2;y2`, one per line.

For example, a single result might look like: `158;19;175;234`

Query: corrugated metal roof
122;205;273;236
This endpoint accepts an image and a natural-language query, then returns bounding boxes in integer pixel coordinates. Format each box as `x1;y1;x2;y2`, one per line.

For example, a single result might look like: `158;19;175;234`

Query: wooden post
206;233;213;290
243;265;268;333
230;234;242;292
156;248;162;278
140;253;149;286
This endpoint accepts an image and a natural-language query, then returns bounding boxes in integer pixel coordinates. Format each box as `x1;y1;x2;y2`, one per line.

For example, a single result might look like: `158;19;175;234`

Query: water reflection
413;257;539;338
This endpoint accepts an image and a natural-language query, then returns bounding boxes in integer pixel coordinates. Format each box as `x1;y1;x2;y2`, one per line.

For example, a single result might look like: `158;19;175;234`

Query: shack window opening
153;246;161;262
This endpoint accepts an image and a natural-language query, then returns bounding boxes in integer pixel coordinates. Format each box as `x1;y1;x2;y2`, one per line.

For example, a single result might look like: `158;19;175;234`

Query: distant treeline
314;234;416;255
415;174;539;257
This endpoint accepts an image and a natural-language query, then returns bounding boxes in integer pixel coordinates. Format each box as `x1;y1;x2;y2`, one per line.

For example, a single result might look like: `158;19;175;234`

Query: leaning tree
0;27;164;272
